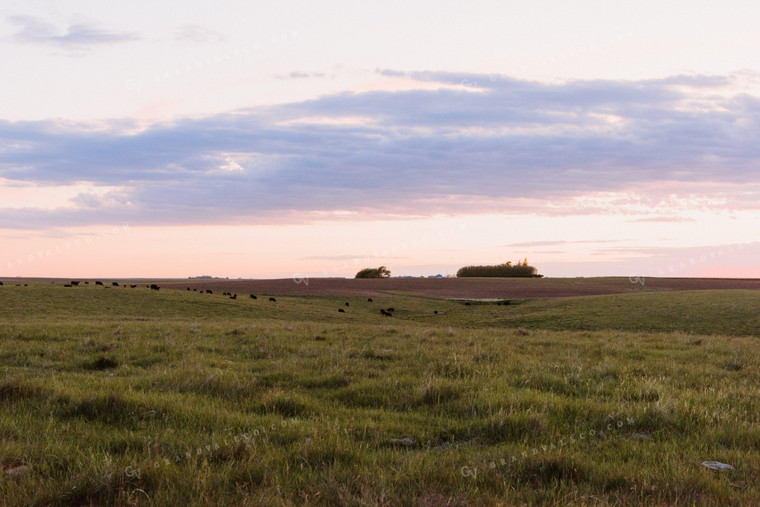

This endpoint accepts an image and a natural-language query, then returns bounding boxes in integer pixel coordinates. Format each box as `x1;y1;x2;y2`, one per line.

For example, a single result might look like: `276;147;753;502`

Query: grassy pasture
0;282;759;505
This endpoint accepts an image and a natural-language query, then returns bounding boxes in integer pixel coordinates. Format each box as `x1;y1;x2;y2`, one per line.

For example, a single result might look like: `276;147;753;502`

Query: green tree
456;260;541;278
355;266;391;279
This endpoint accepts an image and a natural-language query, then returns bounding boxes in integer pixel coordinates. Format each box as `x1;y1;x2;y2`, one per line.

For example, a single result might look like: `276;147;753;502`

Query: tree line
456;259;542;278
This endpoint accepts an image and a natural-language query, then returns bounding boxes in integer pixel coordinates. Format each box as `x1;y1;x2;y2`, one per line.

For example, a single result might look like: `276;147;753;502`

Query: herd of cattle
0;281;444;317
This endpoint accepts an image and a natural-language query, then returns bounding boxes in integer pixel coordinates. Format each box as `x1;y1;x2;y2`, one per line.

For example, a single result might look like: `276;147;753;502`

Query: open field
1;280;759;505
6;276;760;299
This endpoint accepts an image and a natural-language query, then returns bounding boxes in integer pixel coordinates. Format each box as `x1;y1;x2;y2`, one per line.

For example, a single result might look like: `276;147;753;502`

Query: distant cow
380;309;392;317
230;294;237;300
386;307;394;313
63;284;72;287
70;281;80;286
338;308;345;313
187;287;191;291
250;294;257;299
95;281;103;286
345;302;350;307
112;282;119;287
206;290;213;294
269;297;277;302
434;310;438;315
84;281;90;284
193;288;197;291
367;298;373;302
0;281;3;286
150;284;160;291
130;285;137;288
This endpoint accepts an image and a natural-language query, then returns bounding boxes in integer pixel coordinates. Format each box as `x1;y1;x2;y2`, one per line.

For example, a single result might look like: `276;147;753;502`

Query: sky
1;0;760;279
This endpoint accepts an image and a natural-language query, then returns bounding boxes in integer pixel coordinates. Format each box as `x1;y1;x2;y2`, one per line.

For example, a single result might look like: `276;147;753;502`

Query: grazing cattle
193;288;197;291
0;281;3;286
250;294;257;299
386;307;394;313
269;297;277;302
434;310;438;315
187;287;191;291
338;308;345;313
345;302;350;307
95;281;103;286
464;302;471;306
230;294;237;300
130;285;137;288
63;284;72;287
367;298;373;302
84;281;89;285
150;284;160;291
112;282;119;287
206;290;213;294
380;309;392;317
70;281;80;286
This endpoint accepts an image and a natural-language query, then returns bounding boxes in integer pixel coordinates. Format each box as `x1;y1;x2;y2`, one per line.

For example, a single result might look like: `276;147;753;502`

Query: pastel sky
2;0;760;279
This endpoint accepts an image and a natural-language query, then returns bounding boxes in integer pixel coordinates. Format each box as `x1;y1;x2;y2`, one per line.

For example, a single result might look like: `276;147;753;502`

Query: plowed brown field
157;276;760;299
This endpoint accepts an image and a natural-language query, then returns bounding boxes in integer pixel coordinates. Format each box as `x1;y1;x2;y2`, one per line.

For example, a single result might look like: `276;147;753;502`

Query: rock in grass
5;465;31;478
389;437;415;447
701;461;734;471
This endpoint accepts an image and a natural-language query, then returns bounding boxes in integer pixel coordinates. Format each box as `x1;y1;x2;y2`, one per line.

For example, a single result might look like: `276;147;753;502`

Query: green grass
1;283;759;505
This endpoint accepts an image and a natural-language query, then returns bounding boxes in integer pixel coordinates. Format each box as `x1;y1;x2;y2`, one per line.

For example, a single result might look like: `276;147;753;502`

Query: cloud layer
1;70;759;229
8;16;138;48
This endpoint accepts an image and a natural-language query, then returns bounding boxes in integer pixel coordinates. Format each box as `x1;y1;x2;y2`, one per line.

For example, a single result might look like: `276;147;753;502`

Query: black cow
0;281;3;286
367;298;373;302
63;284;72;287
250;294;257;299
112;282;119;287
345;302;350;307
95;281;103;286
380;309;392;317
130;285;137;288
150;284;160;291
434;310;438;315
84;281;90;284
386;307;394;312
187;287;191;291
70;281;80;286
269;297;277;302
338;308;345;313
230;294;237;300
193;288;197;291
206;290;213;294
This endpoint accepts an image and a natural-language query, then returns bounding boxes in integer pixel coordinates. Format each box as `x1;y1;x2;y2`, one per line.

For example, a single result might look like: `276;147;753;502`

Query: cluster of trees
355;266;391;279
456;258;542;278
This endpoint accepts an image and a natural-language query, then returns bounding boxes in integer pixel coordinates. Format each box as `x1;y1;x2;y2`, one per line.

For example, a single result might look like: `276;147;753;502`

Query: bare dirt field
155;276;760;299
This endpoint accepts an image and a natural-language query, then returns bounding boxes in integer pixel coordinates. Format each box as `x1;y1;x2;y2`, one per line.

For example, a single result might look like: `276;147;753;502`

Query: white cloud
8;15;139;49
